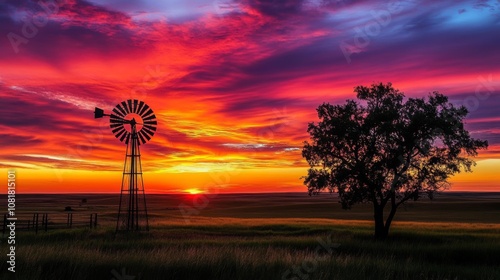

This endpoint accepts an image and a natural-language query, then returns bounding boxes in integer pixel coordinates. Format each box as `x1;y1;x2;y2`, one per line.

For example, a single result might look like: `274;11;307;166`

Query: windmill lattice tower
94;99;157;232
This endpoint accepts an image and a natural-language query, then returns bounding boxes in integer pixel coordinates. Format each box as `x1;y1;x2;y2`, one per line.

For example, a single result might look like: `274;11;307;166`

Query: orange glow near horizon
1;160;498;194
185;188;203;195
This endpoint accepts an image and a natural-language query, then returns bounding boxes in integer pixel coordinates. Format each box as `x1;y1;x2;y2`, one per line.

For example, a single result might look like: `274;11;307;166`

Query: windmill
94;99;157;231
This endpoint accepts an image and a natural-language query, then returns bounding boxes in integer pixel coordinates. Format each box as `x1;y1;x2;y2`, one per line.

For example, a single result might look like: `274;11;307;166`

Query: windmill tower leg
116;123;149;232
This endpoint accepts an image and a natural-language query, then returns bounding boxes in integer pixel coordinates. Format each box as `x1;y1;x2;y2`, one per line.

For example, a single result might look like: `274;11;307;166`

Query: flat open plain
0;192;499;280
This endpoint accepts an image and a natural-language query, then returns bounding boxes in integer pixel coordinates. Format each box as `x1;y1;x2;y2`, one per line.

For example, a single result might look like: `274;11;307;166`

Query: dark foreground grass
1;219;499;280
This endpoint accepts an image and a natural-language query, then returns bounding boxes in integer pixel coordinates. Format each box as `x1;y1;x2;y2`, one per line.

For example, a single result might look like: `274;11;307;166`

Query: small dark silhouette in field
79;198;87;207
302;83;488;239
64;206;73;211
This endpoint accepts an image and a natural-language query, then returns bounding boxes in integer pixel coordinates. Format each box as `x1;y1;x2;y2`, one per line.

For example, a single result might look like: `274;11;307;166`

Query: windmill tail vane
94;99;157;232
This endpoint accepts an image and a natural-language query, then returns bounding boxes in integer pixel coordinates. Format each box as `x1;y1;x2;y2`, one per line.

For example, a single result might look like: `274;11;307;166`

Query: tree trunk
384;206;398;238
373;200;399;239
373;204;386;240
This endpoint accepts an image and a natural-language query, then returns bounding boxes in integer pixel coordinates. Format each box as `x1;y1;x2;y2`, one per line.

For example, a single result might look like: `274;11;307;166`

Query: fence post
67;213;73;228
93;213;97;228
35;213;39;234
28;220;31;230
44;214;48;232
89;214;93;229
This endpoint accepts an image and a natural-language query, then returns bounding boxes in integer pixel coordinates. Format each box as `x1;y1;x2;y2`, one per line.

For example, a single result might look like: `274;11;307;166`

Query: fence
2;212;98;235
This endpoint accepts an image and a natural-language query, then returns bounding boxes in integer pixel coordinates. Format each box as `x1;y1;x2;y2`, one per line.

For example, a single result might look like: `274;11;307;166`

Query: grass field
1;192;500;279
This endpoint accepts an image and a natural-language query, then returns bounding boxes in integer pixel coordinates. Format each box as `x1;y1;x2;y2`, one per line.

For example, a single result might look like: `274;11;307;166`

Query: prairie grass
1;218;499;280
1;193;499;279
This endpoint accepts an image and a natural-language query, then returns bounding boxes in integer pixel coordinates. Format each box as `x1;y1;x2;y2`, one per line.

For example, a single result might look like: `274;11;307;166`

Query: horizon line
2;190;500;195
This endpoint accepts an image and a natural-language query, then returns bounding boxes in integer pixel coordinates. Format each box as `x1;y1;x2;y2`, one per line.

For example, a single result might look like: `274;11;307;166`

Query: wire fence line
1;212;98;235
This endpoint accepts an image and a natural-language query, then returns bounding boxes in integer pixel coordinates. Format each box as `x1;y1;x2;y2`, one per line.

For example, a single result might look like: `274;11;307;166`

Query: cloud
0;134;44;147
0;0;498;192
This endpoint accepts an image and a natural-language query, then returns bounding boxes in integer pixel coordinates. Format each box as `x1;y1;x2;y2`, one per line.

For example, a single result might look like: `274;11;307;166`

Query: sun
185;188;203;195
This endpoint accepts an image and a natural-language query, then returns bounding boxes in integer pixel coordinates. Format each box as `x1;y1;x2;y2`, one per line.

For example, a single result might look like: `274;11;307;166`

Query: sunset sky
0;0;499;193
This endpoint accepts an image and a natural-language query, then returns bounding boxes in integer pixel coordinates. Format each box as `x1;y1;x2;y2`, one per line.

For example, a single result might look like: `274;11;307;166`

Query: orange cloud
0;0;498;193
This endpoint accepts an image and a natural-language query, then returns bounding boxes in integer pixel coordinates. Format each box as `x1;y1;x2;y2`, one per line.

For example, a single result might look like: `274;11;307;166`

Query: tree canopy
302;83;488;239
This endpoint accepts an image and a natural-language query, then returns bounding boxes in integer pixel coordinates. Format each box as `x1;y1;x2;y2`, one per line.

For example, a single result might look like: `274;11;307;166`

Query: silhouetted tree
302;83;488;239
